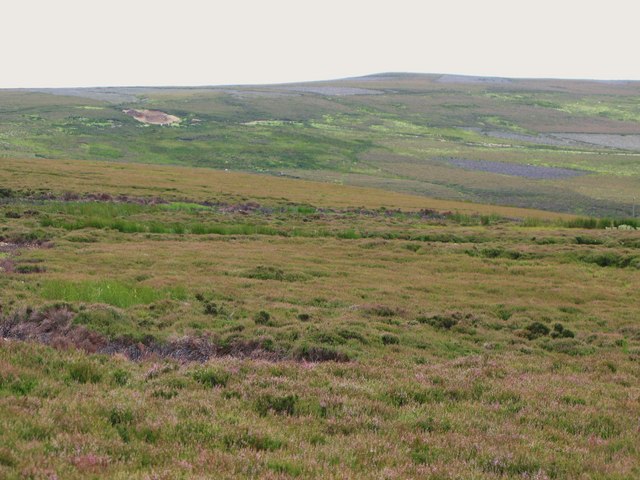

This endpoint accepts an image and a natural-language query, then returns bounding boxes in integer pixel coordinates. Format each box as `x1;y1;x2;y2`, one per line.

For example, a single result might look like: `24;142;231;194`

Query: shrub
14;264;46;274
254;310;271;325
495;305;513;321
575;236;603;245
551;323;575;338
0;448;16;467
203;301;219;316
415;416;452;433
112;369;130;386
297;313;311;322
417;312;475;330
466;247;523;260
223;431;284;451
312;332;346;346
578;252;636;268
292;345;350;362
0;188;15;198
381;334;400;345
193;368;230;388
267;460;303;477
543;338;591;356
385;388;429;407
482;455;543;476
74;307;132;339
68;361;102;384
411;443;439;465
108;407;134;426
0;374;38;396
418;314;456;330
108;406;134;443
152;389;178;400
524;322;550;340
363;305;397;317
337;329;367;343
255;394;299;416
243;265;307;282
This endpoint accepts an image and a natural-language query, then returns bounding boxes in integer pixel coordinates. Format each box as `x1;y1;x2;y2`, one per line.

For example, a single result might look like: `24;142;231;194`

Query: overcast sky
3;0;639;88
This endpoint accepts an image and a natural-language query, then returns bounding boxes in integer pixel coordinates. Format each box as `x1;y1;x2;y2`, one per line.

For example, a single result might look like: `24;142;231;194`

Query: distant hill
2;73;639;216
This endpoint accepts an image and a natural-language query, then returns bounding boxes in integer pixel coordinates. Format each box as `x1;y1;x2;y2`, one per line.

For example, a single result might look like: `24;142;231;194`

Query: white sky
3;0;640;88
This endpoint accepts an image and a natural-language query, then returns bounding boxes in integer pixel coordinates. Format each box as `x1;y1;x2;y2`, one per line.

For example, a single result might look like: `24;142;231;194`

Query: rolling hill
2;73;640;217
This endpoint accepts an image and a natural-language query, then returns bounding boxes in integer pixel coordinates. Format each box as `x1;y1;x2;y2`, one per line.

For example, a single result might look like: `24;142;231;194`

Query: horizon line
2;71;638;91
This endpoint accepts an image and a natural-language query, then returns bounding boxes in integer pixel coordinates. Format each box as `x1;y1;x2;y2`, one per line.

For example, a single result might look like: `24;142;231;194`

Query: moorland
0;74;639;479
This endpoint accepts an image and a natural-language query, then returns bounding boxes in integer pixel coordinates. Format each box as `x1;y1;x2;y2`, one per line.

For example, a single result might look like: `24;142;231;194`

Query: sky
3;0;639;88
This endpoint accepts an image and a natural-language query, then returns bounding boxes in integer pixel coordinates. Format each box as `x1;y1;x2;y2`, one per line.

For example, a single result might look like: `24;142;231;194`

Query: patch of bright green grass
40;280;187;308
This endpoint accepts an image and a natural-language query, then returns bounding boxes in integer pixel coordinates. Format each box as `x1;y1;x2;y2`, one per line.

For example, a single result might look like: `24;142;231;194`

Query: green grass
40;279;187;307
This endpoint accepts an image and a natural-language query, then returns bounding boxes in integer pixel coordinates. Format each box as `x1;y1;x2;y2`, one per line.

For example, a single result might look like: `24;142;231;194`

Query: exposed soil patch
122;109;180;126
446;158;589;180
0;306;349;363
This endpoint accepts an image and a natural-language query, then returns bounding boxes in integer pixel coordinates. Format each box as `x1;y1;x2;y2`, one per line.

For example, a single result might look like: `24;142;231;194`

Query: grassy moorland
0;158;639;479
2;73;640;216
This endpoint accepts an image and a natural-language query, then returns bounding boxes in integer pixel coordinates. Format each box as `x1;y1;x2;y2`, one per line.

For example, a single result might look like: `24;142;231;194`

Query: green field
2;73;640;216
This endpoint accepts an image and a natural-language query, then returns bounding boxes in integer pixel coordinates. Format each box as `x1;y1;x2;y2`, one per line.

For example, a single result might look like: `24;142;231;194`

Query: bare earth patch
122;109;180;125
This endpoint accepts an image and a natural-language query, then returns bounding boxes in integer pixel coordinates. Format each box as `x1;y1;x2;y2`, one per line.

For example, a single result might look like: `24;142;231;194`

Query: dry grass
0;157;573;219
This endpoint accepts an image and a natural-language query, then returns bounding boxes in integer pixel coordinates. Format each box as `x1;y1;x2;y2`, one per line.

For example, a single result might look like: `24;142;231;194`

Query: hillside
2;73;640;217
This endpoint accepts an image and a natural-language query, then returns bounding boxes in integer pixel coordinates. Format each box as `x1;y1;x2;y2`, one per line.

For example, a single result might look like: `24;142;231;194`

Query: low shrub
381;334;399;345
223;430;284;451
466;247;523;260
578;252;636;268
417;312;475;330
254;310;271;325
255;394;299;416
112;369;130;386
68;361;102;384
524;322;550;340
362;304;397;317
0;374;38;396
267;460;303;476
551;323;575;338
193;368;230;388
292;345;350;362
242;265;308;282
543;338;592;356
575;236;603;245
